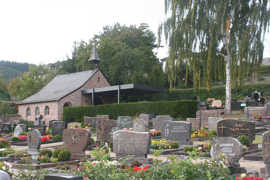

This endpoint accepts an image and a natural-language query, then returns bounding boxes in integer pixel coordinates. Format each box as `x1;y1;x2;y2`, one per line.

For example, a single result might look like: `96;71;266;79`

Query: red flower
18;135;27;141
41;136;50;143
143;165;149;170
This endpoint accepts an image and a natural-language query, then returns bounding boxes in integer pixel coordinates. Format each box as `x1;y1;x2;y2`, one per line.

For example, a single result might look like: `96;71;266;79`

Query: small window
45;106;49;115
26;107;31;117
35;107;40;116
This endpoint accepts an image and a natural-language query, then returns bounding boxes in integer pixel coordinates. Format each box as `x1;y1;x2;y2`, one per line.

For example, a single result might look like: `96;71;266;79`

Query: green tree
69;23;166;87
159;0;270;114
7;65;56;100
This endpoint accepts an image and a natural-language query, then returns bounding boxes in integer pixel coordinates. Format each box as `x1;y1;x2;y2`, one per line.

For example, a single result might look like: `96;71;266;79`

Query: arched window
63;102;72;108
26;107;31;117
35;107;40;116
45;106;49;115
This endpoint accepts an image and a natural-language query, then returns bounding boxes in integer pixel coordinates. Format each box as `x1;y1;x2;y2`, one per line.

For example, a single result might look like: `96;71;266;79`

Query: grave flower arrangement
253;113;263;120
18;135;27;141
149;129;161;137
151;139;179;150
41;135;51;143
191;127;208;138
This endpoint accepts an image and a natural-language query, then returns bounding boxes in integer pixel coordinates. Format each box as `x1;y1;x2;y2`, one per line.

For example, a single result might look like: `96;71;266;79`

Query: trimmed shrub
11;137;19;142
57;149;71;161
0;141;9;148
63;100;197;123
238;135;250;147
53;148;63;158
40;149;53;158
53;135;62;142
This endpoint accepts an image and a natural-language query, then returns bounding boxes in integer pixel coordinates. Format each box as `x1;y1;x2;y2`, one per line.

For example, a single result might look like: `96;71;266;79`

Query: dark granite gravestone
262;131;270;178
28;129;42;163
44;173;83;180
117;116;132;129
13;125;24;137
217;119;255;143
63;128;90;160
0;170;11;180
0;123;11;133
113;130;151;158
162;121;192;145
52;121;65;137
96;119;117;143
152;115;173;131
133;114;150;132
49;120;58;129
211;137;243;168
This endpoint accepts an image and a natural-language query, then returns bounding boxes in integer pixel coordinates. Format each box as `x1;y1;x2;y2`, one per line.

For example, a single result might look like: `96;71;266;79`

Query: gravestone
63;128;90;159
265;104;270;116
44;174;83;180
0;170;11;180
113;130;150;158
96;119;117;143
162;121;192;145
52;121;65;136
208;117;223;131
96;115;110;119
186;118;200;130
245;106;265;121
217;119;255;143
17;124;27;131
196;109;223;128
152;115;173;131
27;129;42;163
84;116;104;129
49;120;58;129
211;137;243;168
133;114;150;132
262;131;270;178
13;125;24;137
0;123;11;133
117;116;132;129
34;125;46;136
68;122;81;129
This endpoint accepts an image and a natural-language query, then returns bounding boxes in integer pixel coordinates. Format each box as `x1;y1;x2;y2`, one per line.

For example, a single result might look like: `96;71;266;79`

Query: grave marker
13;125;24;137
152;115;173;131
217;119;255;143
117;116;132;129
52;121;65;136
63;128;90;159
162;121;192;145
113;130;150;158
96;119;117;143
211;137;243;168
133;114;150;132
28;129;42;163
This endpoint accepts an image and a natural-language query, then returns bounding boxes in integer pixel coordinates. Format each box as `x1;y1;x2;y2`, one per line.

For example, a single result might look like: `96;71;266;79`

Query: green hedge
63;100;197;123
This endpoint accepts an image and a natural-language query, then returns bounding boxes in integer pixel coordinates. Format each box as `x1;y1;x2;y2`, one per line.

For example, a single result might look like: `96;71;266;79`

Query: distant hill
0;61;31;82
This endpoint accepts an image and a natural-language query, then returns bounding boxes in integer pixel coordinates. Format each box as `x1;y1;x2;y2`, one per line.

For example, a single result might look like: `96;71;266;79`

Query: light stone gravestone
196;110;223;128
63;128;90;159
208;117;223;131
13;125;24;137
152;115;173;131
162;121;192;145
245;106;265;121
210;137;243;168
0;170;11;180
27;129;42;163
52;121;65;136
211;100;222;108
133;114;150;132
217;119;255;143
17;124;27;131
113;130;150;158
262;131;270;178
265;104;270;116
186;118;200;130
117;116;132;130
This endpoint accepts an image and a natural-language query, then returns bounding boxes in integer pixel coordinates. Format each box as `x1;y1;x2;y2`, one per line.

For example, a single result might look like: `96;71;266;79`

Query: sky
0;0;269;65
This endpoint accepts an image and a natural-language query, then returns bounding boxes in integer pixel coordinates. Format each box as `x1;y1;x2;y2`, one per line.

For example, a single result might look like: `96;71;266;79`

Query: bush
238;135;251;147
0;141;9;148
40;149;52;158
11;137;19;142
169;141;179;149
53;148;71;161
57;149;71;161
0;148;15;157
63;100;197;123
39;155;50;163
52;135;62;142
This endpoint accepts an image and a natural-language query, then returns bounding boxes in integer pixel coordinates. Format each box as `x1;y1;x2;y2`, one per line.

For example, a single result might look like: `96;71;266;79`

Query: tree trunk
224;55;231;114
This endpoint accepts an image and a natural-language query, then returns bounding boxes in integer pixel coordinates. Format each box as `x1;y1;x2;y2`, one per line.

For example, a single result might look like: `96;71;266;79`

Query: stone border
8;160;81;169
